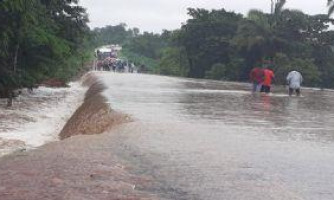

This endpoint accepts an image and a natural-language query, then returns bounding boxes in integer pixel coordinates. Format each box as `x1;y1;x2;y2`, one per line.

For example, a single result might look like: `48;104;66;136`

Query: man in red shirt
249;67;264;92
260;68;275;93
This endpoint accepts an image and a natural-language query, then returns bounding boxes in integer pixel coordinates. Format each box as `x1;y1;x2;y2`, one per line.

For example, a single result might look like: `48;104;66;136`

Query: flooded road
98;72;334;200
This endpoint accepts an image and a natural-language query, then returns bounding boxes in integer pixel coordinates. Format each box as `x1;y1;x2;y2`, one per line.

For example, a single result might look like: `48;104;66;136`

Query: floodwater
98;72;334;200
0;83;85;156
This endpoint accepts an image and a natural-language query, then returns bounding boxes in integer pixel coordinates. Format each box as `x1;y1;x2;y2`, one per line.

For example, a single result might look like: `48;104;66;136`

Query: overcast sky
79;0;329;33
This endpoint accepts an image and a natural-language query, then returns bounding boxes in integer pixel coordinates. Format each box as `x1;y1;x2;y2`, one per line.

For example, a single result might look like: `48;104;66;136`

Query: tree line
2;0;334;101
95;1;334;88
0;0;92;103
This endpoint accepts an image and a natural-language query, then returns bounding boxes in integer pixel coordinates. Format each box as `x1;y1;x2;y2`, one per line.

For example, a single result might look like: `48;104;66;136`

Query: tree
328;0;334;16
159;47;189;76
94;5;334;89
0;0;91;105
178;8;243;78
92;24;134;46
271;0;286;15
273;53;320;86
124;32;165;59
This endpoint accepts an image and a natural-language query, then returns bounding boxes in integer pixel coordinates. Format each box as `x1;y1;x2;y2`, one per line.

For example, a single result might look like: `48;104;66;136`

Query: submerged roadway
1;72;334;200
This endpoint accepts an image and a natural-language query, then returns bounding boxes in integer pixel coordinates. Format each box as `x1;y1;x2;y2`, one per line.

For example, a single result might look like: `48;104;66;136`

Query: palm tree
328;0;334;16
271;0;286;15
268;0;286;29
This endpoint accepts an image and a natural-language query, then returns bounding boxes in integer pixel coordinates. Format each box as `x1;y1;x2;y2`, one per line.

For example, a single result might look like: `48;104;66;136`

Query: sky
79;0;329;33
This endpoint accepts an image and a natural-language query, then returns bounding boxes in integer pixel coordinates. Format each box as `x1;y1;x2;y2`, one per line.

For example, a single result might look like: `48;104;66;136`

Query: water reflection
178;79;334;143
98;73;334;200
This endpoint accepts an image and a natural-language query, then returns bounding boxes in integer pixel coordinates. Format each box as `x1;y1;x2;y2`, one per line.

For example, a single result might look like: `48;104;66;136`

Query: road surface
1;72;334;200
98;73;334;200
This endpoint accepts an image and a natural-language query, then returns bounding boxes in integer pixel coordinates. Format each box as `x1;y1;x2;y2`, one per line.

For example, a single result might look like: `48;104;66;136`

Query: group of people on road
250;66;303;96
249;67;275;94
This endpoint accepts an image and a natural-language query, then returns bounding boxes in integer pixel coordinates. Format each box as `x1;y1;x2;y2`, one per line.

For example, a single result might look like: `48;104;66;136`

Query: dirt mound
81;72;100;87
59;73;130;139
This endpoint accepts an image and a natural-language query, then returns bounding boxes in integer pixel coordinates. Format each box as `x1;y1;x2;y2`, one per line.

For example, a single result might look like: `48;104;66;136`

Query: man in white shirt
286;70;303;96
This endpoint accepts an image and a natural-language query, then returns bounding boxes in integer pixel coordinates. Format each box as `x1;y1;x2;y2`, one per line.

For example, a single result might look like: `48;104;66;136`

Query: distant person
96;50;102;60
249;67;264;92
286;70;303;96
261;68;275;94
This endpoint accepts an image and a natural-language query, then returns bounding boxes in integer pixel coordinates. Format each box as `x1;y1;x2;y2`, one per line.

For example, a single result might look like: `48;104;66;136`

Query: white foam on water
0;82;86;155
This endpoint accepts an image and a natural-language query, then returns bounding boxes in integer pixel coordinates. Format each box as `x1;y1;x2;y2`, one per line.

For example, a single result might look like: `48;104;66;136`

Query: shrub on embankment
59;73;130;139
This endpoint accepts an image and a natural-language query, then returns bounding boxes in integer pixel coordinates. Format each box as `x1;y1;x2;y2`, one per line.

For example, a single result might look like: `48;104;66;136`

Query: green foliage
124;32;167;59
172;7;334;88
0;0;92;97
93;24;172;73
121;49;159;73
205;63;227;80
178;8;243;78
158;47;189;76
93;4;334;89
92;24;135;46
205;58;244;81
248;9;271;30
273;53;320;86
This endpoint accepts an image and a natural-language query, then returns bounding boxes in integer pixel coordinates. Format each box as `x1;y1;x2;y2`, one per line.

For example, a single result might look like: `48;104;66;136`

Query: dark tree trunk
13;43;20;73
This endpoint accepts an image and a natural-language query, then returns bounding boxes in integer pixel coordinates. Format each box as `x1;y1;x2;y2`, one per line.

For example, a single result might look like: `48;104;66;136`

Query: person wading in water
260;67;275;94
286;70;303;96
249;67;264;92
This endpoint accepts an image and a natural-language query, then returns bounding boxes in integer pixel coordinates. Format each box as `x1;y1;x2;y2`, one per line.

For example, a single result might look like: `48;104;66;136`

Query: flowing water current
99;72;334;200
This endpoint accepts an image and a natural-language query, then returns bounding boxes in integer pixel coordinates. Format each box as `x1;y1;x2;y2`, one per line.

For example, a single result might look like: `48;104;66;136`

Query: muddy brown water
1;72;334;200
98;72;334;200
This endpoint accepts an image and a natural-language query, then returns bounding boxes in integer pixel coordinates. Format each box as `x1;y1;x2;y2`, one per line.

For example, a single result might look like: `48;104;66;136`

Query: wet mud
0;132;165;200
0;73;159;200
59;73;131;139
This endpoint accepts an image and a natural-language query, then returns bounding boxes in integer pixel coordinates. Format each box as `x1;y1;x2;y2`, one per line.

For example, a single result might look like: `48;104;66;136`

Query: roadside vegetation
2;0;334;106
95;1;334;88
0;0;93;105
